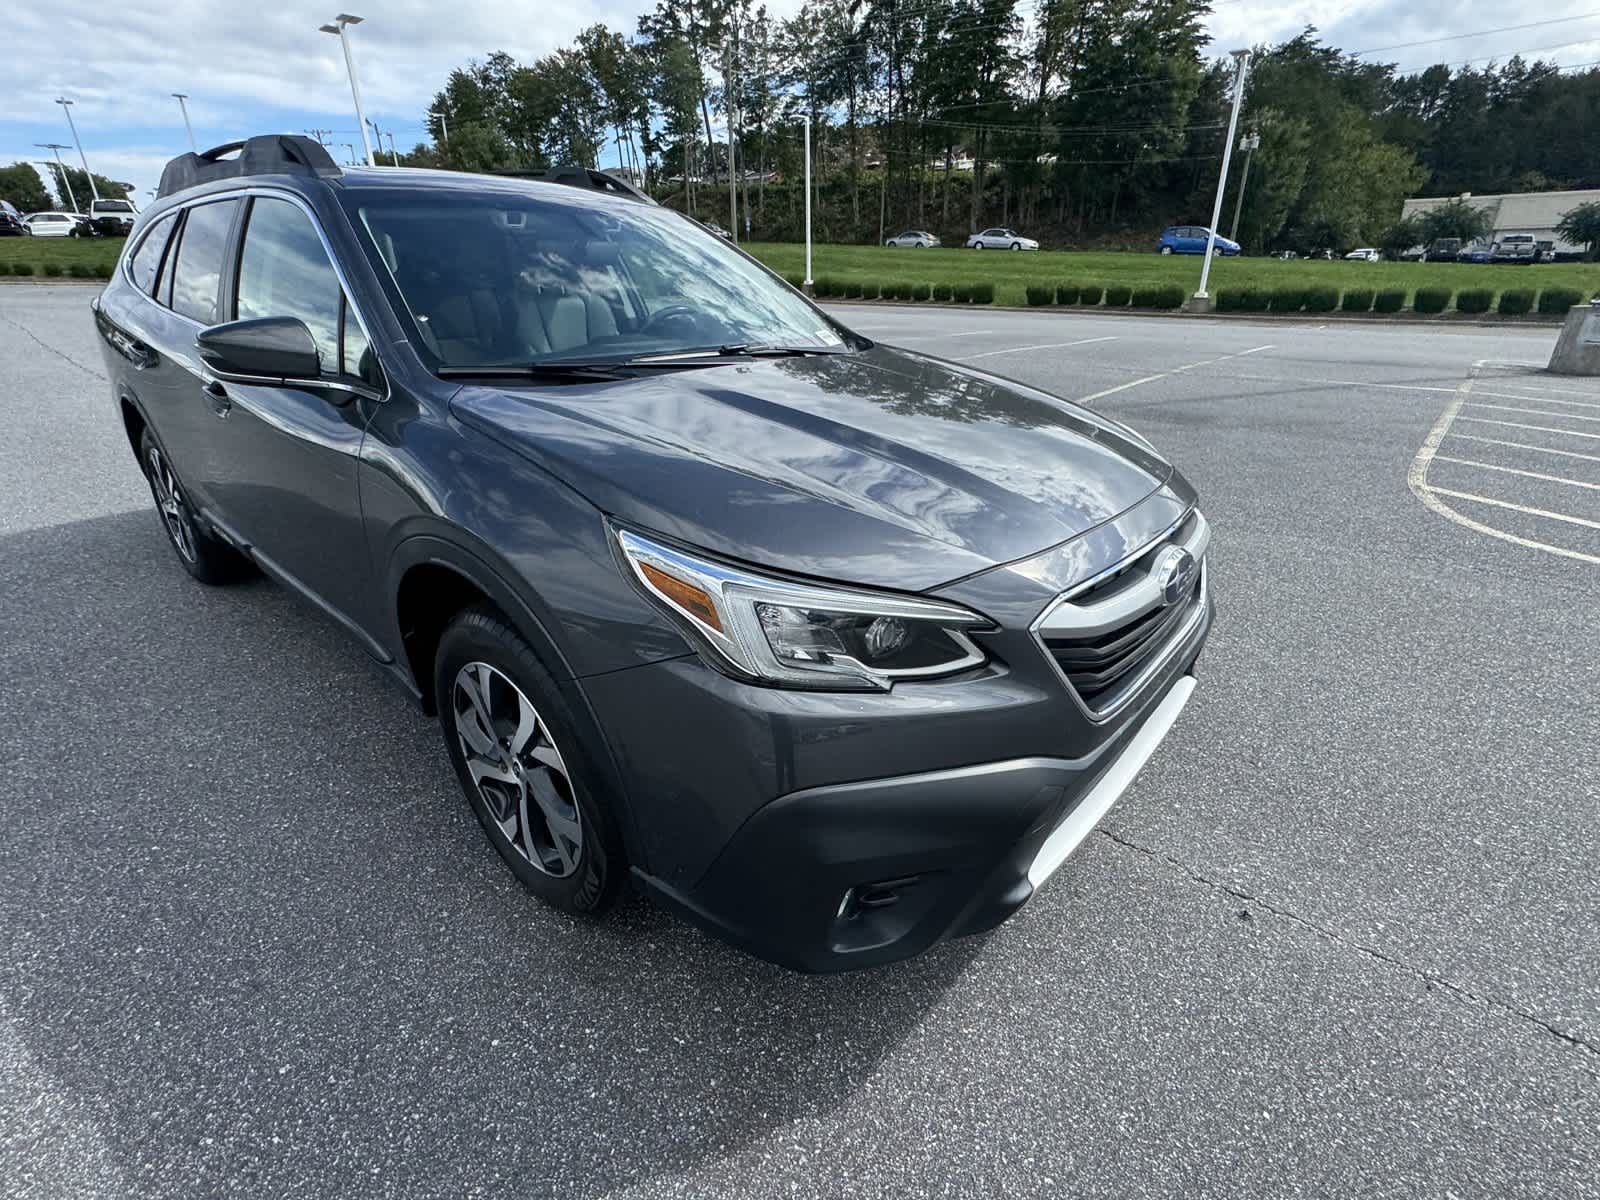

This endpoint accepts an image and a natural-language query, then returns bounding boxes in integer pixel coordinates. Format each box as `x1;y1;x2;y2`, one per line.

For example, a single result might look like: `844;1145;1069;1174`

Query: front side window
128;212;177;295
169;199;240;324
235;197;342;370
342;184;846;368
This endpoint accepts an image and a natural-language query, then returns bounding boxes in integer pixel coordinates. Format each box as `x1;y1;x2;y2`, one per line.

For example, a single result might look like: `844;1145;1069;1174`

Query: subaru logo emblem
1153;547;1198;606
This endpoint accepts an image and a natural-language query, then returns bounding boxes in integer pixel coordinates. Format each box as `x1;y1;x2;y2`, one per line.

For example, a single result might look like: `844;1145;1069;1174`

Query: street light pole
35;143;77;212
1195;49;1250;304
430;109;449;145
54;98;100;202
803;115;813;292
344;143;359;166
1229;130;1260;242
172;93;197;153
319;14;374;166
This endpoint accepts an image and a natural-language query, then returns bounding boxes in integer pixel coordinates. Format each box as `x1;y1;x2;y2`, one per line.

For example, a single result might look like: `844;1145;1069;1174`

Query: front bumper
630;650;1203;973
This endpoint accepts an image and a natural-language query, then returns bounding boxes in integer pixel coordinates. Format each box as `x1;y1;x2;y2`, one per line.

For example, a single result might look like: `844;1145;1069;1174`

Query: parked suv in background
1156;226;1240;256
88;196;138;236
95;136;1211;972
23;211;89;237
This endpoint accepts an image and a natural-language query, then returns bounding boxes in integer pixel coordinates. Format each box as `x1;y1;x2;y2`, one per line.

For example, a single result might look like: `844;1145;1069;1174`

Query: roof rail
157;134;342;199
493;165;656;205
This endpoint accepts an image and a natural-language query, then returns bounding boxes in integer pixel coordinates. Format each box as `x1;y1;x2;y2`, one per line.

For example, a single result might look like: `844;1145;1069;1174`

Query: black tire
137;429;252;584
434;606;623;916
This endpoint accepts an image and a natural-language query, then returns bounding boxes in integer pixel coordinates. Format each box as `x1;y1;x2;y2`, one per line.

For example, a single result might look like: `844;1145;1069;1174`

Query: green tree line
400;1;1600;251
0;161;133;214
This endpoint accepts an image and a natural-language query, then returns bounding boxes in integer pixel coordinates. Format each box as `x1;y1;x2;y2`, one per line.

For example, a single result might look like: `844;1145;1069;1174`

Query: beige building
1401;188;1600;254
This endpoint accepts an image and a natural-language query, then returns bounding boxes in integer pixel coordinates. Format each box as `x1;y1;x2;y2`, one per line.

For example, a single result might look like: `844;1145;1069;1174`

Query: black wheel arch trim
384;530;650;873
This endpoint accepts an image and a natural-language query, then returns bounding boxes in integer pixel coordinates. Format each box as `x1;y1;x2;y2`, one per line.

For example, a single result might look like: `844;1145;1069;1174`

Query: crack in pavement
0;307;107;382
1097;827;1600;1068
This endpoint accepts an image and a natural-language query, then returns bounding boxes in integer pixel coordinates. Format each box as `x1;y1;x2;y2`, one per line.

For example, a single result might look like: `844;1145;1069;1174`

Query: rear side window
235;197;342;370
169;199;241;324
127;212;177;296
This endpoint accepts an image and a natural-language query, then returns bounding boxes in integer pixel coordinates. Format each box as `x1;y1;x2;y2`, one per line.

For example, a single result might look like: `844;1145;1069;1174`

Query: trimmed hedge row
791;275;1596;317
0;259;113;279
808;276;993;303
1209;283;1593;317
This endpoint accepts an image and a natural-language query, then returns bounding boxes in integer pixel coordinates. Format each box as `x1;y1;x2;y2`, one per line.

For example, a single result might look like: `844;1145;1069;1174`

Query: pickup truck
87;197;138;237
1490;234;1547;264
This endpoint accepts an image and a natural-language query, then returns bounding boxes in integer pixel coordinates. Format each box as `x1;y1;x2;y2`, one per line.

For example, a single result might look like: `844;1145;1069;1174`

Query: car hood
449;346;1173;592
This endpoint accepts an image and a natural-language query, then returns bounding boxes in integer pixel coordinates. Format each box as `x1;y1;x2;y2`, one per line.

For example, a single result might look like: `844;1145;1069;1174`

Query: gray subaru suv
94;136;1211;971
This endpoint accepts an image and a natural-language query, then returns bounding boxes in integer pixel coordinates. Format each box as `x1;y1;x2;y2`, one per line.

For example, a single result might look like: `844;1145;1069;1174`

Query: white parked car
966;227;1039;251
1344;248;1380;262
885;229;940;248
23;211;87;237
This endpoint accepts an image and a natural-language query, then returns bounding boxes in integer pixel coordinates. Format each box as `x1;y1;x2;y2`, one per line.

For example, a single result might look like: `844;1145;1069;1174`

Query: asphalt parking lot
2;284;1597;1199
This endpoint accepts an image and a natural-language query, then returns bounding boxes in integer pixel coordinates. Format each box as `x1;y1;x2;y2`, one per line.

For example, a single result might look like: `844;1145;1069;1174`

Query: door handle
202;378;232;415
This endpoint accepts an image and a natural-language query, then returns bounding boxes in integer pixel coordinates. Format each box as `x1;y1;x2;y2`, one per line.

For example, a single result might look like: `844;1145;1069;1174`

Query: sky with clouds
4;0;1599;207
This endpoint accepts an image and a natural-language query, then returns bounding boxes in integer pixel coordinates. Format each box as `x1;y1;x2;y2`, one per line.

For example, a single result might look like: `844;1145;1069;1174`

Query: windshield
94;200;134;213
341;183;847;368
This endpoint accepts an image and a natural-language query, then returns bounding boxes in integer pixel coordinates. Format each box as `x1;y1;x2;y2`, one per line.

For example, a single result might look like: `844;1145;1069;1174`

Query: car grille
1033;511;1209;719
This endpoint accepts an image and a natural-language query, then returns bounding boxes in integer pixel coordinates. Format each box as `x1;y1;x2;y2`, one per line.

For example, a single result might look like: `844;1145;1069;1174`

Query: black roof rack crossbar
491;165;655;205
157;134;342;198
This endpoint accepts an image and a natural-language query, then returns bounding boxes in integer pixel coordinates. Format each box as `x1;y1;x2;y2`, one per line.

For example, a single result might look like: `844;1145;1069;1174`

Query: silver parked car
885;229;940;248
966;227;1039;251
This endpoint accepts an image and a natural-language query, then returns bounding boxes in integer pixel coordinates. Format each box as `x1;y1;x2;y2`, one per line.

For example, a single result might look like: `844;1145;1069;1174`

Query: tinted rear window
128;212;177;296
169;199;240;324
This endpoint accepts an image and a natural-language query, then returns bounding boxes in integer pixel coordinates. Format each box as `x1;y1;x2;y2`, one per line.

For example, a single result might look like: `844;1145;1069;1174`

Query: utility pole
344;143;359;166
35;144;77;212
1195;50;1250;304
319;14;374;166
306;128;333;146
430;109;449;145
803;115;813;292
54;98;100;202
1229;129;1260;242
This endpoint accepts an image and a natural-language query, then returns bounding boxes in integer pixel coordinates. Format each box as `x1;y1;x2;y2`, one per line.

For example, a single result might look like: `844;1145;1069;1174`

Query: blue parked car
1156;225;1241;256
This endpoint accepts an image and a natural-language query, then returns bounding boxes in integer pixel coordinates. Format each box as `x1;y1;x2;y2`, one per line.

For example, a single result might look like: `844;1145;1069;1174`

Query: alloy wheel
146;444;197;563
451;661;583;878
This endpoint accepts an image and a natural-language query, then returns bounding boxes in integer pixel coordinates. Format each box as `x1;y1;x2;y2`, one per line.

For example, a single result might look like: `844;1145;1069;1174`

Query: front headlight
617;529;991;691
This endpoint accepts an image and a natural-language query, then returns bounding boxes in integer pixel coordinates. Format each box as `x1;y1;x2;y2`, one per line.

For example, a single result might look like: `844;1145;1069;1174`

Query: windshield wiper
716;343;848;358
437;358;717;382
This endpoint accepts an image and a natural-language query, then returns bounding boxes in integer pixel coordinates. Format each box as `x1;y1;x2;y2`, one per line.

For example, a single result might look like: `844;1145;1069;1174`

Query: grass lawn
0;235;124;278
745;242;1600;307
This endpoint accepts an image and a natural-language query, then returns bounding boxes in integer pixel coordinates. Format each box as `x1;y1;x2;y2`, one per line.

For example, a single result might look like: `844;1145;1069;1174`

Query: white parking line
1465;391;1600;412
1465;401;1600;424
1445;432;1600;465
1431;455;1600;492
1075;344;1273;405
959;336;1118;361
1455;416;1600;442
1424;486;1600;531
1409;364;1600;566
1478;380;1600;399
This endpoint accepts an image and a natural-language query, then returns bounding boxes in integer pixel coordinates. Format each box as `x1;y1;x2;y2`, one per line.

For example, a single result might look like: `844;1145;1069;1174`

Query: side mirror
197;317;320;382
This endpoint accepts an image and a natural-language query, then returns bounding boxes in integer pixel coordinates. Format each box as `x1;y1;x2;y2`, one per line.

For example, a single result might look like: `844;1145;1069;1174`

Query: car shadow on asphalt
0;508;981;1198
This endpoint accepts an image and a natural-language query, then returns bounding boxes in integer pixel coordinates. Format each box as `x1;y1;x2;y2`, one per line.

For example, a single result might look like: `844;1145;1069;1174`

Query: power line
1348;11;1600;58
